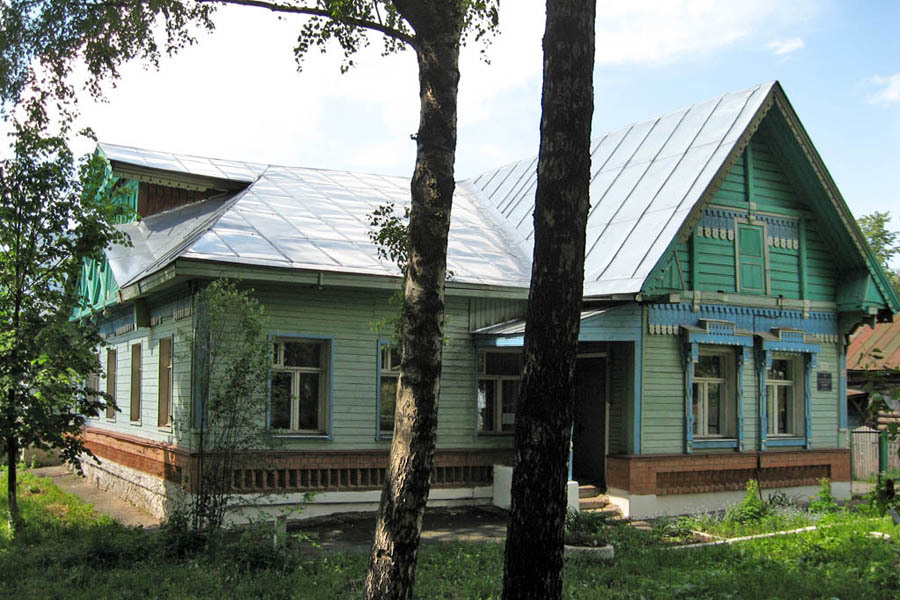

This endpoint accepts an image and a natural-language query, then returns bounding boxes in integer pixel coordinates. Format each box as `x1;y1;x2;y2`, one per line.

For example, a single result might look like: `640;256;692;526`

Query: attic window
737;223;766;294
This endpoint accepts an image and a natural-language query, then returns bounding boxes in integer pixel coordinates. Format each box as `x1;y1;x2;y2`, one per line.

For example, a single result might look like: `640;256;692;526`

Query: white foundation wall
607;482;851;519
80;456;184;520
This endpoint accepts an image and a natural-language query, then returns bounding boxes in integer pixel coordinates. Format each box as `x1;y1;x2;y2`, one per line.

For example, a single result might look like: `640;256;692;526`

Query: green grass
2;467;900;599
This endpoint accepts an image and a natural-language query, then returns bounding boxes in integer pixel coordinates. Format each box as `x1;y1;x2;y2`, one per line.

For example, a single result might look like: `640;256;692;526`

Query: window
737;223;766;294
378;344;400;438
477;351;522;433
767;356;803;436
158;337;173;427
271;338;330;433
106;348;117;419
86;370;101;418
130;343;141;422
692;348;736;438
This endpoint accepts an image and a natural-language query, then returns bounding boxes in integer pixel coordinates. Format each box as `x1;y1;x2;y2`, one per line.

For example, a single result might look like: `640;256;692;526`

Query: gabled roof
98;82;899;314
465;82;774;297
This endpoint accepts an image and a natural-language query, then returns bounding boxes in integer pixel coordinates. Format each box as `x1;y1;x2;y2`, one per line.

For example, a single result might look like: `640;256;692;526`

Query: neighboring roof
847;319;900;370
465;82;775;297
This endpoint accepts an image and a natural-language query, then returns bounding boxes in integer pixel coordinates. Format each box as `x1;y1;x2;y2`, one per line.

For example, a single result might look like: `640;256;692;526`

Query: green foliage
723;479;771;525
4;471;900;599
808;478;841;514
0;102;129;531
564;509;610;547
181;279;273;534
858;211;900;294
368;200;409;276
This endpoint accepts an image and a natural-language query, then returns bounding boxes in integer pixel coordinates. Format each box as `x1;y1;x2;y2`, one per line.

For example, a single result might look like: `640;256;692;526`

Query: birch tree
502;1;596;597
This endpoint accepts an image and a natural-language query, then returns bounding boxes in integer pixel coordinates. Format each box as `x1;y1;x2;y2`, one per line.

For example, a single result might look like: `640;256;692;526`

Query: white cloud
592;1;815;66
767;37;805;56
868;74;900;105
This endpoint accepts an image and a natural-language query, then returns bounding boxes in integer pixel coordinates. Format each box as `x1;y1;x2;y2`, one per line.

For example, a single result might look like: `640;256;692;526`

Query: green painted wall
640;332;684;454
89;283;519;453
607;341;632;455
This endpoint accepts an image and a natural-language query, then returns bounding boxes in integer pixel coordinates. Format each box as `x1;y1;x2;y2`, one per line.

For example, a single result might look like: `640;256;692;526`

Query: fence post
879;431;889;482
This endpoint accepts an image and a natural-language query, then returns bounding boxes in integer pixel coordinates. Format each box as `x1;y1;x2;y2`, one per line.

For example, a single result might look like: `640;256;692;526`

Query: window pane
778;385;792;434
284;341;321;368
768;359;791;381
381;346;401;373
380;377;397;433
477;381;495;432
485;352;522;376
501;380;519;432
695;354;721;378
298;373;320;430
271;372;293;429
707;383;720;435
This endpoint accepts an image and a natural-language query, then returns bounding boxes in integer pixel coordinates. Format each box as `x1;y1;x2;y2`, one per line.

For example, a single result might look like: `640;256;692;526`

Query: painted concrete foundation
606;481;851;519
492;464;580;513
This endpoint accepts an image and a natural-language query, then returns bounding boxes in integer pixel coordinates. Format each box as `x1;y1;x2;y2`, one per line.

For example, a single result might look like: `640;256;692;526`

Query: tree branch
199;0;417;48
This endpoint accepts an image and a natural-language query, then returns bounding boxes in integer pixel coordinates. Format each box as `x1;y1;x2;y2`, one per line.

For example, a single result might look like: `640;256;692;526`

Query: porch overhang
472;308;618;347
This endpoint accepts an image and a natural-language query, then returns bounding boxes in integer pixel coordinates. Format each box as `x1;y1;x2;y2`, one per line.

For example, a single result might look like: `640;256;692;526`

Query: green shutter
738;224;765;294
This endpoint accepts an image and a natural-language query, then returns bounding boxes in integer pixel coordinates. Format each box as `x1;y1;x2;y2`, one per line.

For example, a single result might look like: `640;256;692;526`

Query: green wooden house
76;81;899;519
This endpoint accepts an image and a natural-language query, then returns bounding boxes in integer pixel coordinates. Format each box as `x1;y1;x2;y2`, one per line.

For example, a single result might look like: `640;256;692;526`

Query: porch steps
578;485;622;518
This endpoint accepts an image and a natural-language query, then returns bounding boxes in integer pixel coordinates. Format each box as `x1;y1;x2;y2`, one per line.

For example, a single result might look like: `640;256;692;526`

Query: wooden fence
851;425;900;480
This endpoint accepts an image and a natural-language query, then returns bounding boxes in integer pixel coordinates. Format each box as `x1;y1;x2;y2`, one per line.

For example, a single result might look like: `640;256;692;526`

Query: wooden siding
811;343;842;449
87;294;193;446
640;332;684;454
658;123;841;303
467;298;527;331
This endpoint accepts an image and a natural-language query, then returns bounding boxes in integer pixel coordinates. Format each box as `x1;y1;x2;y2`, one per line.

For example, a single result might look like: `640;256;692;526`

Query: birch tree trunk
502;1;596;598
365;3;463;598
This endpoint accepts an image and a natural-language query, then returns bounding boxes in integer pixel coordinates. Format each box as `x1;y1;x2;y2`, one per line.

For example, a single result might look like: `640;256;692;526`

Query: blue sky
71;0;899;261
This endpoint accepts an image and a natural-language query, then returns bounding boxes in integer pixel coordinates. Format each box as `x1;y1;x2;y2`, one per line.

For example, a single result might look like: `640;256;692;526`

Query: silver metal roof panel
104;82;775;297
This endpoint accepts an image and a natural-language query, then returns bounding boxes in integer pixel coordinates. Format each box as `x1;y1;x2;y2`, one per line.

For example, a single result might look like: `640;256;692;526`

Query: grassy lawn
3;467;900;599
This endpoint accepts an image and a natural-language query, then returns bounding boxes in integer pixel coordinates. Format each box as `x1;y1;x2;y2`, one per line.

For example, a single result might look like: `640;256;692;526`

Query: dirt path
28;465;162;529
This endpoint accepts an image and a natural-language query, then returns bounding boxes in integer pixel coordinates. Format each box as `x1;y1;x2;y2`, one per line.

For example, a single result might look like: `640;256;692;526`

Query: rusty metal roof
847;319;900;370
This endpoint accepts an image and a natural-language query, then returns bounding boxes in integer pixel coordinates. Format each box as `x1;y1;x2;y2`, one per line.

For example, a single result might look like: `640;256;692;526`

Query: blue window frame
268;334;334;438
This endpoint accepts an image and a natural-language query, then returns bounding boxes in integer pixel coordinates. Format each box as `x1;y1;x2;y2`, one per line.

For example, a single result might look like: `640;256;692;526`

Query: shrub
809;478;841;514
723;479;771;525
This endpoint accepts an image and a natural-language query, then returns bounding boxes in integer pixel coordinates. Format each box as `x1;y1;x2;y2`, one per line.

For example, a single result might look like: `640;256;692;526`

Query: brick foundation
82;427;512;495
607;449;850;496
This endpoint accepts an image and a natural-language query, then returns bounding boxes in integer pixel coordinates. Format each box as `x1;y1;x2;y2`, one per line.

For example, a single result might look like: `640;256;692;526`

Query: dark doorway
572;355;607;488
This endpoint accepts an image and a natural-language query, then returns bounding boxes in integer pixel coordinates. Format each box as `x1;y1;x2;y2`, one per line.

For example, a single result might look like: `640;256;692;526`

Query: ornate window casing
476;350;522;434
682;320;753;453
757;329;818;450
270;337;332;436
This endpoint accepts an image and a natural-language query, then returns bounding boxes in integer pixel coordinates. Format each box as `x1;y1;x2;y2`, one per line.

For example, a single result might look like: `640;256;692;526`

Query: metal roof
103;83;779;295
99;142;268;183
465;82;775;297
106;161;532;290
473;309;613;336
847;319;900;370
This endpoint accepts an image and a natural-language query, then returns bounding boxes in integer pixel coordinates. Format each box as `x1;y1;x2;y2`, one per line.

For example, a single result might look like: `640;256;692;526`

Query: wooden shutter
130;343;142;421
106;349;117;419
158;338;173;427
737;224;766;294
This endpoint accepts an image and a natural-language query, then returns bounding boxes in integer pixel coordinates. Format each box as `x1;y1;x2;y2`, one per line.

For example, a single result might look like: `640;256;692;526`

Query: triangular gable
643;82;899;316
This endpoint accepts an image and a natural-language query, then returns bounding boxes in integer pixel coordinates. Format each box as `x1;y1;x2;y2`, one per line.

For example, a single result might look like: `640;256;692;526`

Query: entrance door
572;356;607;488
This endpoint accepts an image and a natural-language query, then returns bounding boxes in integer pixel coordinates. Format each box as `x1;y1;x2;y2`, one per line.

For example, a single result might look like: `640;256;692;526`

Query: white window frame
270;338;330;434
477;350;522;434
692;346;736;439
766;354;804;437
